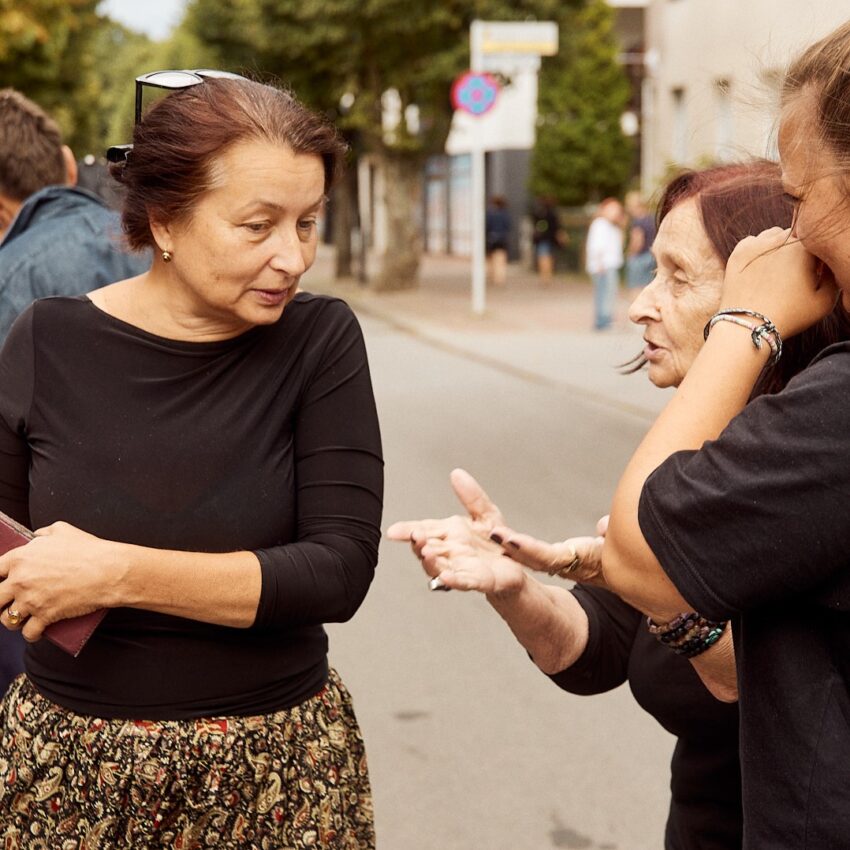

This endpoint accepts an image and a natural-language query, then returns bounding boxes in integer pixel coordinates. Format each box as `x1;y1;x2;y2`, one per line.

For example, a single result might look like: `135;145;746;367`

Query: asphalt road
327;313;675;850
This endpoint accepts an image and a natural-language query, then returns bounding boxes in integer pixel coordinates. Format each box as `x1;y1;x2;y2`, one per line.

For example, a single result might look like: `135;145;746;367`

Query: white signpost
466;20;558;315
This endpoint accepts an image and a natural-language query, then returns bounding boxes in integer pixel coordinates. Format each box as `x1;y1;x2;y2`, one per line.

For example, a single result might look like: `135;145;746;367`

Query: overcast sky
100;0;188;40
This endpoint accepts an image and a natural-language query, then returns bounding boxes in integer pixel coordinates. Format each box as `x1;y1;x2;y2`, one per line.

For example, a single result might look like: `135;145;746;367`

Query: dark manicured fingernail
489;532;503;544
508;540;520;549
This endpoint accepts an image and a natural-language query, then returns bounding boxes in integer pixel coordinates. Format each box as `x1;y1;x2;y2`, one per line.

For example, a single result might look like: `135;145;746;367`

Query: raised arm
603;229;836;618
388;470;593;673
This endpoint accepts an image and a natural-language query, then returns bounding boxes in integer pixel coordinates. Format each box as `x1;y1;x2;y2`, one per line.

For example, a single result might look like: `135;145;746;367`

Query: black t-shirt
0;293;383;720
639;342;850;849
551;585;742;850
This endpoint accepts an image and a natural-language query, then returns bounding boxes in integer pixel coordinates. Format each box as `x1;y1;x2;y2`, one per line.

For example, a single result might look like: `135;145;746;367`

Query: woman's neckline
80;295;265;352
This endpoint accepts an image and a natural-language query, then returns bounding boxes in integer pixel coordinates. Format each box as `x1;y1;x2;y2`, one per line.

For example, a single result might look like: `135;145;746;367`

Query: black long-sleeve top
551;585;742;850
0;293;383;720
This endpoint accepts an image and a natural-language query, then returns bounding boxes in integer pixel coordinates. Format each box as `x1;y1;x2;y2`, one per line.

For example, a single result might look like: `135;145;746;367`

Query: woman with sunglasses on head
0;73;382;849
388;159;850;850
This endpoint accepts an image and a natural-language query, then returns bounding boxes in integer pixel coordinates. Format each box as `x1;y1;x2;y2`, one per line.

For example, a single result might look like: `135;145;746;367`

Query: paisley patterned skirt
0;669;374;849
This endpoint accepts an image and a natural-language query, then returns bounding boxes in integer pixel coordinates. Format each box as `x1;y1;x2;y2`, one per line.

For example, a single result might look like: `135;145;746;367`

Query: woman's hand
387;468;526;597
0;521;126;642
722;227;837;337
489;515;608;587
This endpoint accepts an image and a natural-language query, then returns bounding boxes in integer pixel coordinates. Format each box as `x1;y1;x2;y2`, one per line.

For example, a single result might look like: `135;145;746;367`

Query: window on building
672;87;687;163
715;79;734;161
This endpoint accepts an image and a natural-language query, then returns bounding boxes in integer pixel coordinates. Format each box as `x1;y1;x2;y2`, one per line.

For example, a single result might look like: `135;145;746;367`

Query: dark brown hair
112;77;348;251
624;160;850;394
0;89;66;202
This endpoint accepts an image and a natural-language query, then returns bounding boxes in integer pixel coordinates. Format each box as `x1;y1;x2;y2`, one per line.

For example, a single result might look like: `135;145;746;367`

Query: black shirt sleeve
0;307;34;527
547;584;642;695
639;344;850;621
253;304;383;627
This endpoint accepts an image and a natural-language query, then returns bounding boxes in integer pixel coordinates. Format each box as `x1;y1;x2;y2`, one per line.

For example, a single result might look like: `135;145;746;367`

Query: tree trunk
371;151;422;291
332;168;356;279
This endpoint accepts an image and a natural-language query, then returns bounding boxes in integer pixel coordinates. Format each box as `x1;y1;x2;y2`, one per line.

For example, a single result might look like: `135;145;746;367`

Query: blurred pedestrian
585;197;624;330
485;195;511;286
0;72;381;848
0;89;149;698
0;90;150;342
531;196;562;282
624;190;656;296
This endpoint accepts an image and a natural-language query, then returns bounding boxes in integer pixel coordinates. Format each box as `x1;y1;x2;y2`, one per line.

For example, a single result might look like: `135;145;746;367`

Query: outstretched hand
489;515;608;587
387;470;608;593
386;469;526;596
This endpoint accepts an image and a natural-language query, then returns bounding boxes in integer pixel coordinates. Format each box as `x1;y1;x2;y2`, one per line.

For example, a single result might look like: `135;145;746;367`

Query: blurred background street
304;253;674;849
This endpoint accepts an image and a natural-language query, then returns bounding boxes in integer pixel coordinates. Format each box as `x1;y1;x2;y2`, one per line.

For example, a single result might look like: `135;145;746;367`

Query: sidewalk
303;246;672;422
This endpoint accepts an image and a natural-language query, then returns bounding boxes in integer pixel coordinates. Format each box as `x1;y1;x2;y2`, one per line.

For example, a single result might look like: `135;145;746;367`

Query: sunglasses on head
106;68;246;164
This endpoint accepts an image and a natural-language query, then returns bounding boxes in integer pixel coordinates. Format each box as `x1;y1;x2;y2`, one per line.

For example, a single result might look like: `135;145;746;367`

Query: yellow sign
477;22;559;56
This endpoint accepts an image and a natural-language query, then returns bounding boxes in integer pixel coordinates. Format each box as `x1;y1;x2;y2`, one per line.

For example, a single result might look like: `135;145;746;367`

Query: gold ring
562;554;582;575
549;545;582;579
6;607;21;626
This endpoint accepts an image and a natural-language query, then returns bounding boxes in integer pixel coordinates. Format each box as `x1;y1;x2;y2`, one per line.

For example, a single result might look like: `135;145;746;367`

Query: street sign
451;72;500;116
476;21;559;56
465;19;558;317
472;20;559;76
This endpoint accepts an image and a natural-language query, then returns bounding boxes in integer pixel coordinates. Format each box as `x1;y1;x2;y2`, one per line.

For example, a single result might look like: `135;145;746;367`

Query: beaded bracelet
646;612;728;658
703;308;783;365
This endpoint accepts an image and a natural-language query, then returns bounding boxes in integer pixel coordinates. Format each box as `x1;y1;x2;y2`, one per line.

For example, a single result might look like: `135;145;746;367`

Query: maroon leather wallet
0;512;106;657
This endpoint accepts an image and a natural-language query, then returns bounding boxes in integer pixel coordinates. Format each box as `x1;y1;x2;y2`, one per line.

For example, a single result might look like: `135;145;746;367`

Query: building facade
641;1;849;193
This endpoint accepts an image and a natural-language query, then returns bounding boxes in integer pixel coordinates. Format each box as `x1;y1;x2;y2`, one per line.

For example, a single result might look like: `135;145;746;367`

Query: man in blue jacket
0;88;149;341
0;89;149;692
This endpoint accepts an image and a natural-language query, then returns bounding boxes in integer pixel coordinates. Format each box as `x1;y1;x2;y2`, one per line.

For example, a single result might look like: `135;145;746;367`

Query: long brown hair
624;161;850;395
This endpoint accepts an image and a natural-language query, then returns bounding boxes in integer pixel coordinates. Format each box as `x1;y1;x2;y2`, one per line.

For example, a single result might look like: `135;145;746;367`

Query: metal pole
471;148;486;315
470;21;486;316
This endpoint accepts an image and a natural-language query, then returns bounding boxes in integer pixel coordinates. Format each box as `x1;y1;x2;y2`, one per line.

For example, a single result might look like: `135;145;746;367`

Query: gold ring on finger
562;554;582;575
6;607;22;626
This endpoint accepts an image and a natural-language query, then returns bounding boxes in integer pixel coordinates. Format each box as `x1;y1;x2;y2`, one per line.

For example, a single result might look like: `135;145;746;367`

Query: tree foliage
0;0;108;154
183;0;585;286
530;0;633;206
96;20;220;150
186;0;582;158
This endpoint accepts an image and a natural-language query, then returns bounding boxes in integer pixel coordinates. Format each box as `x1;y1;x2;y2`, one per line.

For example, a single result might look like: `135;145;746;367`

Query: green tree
530;0;633;206
184;0;582;289
96;20;220;150
0;0;111;155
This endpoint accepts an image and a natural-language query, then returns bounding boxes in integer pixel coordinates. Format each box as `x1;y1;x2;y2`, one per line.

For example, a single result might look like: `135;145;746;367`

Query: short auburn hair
111;77;348;251
657;160;793;264
0;89;66;202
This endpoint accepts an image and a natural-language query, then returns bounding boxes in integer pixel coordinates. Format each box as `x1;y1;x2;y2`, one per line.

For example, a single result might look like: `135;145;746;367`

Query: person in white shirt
585;197;625;330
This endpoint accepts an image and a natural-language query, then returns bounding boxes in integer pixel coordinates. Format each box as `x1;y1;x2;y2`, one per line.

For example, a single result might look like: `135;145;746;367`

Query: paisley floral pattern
0;669;374;849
